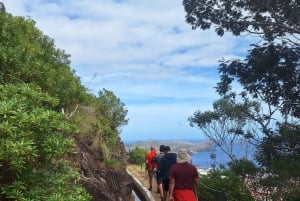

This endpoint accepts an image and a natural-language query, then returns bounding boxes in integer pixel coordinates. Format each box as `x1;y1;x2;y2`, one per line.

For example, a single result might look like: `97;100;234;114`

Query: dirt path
127;164;162;201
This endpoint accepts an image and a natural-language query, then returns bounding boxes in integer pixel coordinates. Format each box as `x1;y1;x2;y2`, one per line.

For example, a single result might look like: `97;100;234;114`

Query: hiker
159;146;177;201
152;145;165;200
145;146;156;191
169;149;200;201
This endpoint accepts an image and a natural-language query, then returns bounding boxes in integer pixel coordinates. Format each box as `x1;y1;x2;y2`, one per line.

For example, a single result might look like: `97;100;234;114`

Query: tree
89;89;129;160
183;0;300;43
128;147;148;169
189;97;259;164
254;123;300;201
183;0;300;117
96;88;129;132
0;5;132;199
183;0;300;199
0;2;5;13
196;170;254;201
0;9;89;112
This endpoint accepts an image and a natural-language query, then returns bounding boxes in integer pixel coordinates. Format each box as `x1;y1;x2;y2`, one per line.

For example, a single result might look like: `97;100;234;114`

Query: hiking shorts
162;179;169;191
156;175;163;184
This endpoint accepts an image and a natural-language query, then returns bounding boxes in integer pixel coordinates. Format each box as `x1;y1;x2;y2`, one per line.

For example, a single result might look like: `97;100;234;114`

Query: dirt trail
127;164;162;201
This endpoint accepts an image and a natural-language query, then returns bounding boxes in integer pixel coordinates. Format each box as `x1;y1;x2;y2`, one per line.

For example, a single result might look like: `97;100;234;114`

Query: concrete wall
127;170;156;201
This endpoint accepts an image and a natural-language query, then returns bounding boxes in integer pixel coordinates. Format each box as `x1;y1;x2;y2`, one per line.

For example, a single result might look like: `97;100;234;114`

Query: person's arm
169;178;175;201
145;154;148;171
193;165;200;184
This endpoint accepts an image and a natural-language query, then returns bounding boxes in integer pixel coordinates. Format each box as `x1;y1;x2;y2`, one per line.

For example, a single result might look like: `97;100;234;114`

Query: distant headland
124;139;212;154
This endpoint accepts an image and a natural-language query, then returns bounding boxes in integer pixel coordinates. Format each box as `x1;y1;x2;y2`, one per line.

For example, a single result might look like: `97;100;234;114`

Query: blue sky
3;0;252;141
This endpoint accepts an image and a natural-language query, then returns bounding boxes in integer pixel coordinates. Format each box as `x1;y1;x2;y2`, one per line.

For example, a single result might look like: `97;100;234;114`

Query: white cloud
2;0;252;141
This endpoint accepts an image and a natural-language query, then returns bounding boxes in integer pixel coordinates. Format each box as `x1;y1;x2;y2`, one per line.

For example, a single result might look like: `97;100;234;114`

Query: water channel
132;190;141;201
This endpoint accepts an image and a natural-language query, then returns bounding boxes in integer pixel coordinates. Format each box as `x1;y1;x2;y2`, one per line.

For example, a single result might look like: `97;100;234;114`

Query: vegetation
0;3;128;200
2;0;298;199
95;89;128;148
128;147;147;169
0;6;90;111
196;170;254;201
188;97;259;163
184;0;299;200
0;84;91;201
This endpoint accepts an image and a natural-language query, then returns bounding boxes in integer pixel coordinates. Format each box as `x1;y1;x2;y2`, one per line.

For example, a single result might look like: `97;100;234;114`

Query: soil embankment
70;136;133;201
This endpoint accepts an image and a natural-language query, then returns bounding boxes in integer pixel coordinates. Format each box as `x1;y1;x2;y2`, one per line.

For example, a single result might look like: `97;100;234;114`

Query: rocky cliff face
70;136;134;201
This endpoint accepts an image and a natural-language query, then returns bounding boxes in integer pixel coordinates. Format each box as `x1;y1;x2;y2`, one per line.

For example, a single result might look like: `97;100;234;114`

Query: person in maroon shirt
169;149;200;201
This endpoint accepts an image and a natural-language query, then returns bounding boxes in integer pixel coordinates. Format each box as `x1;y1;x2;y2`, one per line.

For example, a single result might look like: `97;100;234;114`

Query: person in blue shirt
158;146;177;201
152;145;165;200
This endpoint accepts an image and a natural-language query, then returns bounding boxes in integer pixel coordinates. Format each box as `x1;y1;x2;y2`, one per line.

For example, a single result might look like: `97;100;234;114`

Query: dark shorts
147;168;154;176
156;176;163;184
162;179;169;191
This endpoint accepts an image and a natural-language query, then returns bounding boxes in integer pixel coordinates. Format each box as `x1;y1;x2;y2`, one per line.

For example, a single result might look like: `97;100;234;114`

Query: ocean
124;139;256;169
191;143;256;169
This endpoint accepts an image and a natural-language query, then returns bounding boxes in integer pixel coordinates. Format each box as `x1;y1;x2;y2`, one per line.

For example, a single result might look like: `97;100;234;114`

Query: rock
69;136;134;201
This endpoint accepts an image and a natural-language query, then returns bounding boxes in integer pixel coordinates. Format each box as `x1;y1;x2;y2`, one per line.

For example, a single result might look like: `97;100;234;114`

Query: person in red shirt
169;149;200;201
145;146;156;191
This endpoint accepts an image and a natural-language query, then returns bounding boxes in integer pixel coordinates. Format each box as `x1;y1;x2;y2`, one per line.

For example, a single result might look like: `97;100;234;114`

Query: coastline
125;139;256;169
124;139;213;153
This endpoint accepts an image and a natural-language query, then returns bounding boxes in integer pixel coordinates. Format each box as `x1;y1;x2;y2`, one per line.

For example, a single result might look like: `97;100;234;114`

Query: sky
2;0;252;141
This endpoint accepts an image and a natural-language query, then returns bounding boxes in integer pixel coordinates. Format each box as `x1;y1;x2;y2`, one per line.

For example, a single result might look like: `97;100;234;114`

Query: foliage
0;2;129;163
96;89;129;131
0;84;90;201
256;123;300;179
217;44;300;118
253;123;300;200
228;158;258;178
183;0;300;137
183;0;300;199
0;5;131;200
95;89;128;149
0;9;89;112
183;0;300;122
285;188;300;201
196;170;254;201
0;2;5;13
71;88;129;163
103;157;117;168
183;0;300;42
71;105;97;136
128;147;147;167
188;97;258;162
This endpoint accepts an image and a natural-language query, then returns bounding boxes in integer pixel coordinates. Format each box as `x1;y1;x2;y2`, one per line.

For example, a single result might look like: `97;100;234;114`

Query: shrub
196;170;254;201
128;146;147;168
0;84;90;201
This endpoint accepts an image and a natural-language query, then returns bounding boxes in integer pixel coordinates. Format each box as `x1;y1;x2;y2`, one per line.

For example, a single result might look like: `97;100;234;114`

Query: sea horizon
124;138;256;169
191;144;256;169
122;138;207;144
